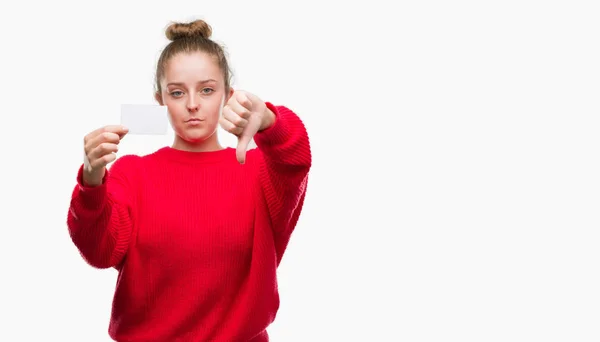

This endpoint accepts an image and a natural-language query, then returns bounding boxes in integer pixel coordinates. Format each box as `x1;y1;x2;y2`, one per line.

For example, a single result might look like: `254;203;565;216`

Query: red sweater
66;103;311;342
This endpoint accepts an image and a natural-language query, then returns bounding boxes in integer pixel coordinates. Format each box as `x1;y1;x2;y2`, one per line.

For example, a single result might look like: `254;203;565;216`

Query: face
155;51;233;150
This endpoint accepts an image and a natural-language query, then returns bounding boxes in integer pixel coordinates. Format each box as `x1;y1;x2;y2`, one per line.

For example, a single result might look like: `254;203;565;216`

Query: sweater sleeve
66;155;138;269
253;102;312;238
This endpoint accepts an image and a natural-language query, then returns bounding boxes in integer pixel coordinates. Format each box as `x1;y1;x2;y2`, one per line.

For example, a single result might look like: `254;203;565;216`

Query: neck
171;133;223;152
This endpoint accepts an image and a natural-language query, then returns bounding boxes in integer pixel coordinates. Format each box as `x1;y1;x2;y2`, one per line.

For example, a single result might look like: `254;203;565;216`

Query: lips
186;118;204;122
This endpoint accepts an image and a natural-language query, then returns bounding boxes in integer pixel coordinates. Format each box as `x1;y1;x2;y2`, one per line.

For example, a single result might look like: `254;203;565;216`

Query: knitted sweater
67;103;311;341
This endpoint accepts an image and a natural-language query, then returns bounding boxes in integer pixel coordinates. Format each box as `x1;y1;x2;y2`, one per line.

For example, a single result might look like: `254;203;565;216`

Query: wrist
259;107;276;131
83;168;105;187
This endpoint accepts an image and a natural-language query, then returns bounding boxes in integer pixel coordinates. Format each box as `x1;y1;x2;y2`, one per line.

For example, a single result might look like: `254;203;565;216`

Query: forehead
163;51;222;82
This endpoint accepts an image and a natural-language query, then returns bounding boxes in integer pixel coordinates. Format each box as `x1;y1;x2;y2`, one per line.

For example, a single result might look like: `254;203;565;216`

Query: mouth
186;118;204;123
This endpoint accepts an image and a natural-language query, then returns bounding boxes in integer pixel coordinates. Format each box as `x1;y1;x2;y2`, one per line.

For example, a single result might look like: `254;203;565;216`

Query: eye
170;91;184;97
201;88;214;94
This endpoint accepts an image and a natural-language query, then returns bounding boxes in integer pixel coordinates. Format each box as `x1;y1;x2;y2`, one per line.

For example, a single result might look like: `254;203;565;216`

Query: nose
187;95;200;112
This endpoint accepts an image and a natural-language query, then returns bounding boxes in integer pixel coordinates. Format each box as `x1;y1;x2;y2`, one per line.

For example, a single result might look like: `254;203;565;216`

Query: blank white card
120;104;169;135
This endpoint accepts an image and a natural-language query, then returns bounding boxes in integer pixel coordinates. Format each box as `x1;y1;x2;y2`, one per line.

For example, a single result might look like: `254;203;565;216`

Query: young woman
67;19;311;342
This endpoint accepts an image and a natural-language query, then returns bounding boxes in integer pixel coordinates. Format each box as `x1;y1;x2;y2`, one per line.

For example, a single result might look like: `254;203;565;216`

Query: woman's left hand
220;90;276;164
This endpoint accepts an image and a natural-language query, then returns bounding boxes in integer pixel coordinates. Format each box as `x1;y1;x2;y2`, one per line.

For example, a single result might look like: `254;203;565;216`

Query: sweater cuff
255;102;290;147
76;164;108;210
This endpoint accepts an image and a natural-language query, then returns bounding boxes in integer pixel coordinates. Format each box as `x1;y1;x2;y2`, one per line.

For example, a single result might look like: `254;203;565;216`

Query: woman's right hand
82;125;129;186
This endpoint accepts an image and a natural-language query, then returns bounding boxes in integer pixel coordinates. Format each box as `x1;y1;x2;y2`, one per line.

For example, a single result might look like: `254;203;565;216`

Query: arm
253;102;312;238
66;155;138;269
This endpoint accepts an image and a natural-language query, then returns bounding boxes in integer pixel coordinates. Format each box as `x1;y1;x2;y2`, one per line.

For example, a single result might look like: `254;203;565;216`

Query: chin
183;134;210;143
180;128;217;143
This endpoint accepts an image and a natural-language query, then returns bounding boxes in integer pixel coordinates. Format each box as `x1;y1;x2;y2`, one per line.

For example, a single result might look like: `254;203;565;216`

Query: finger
235;118;262;164
236;134;252;164
88;142;119;164
87;125;128;140
219;117;243;136
234;92;253;112
89;151;118;170
228;97;252;119
103;125;129;136
85;131;123;154
85;125;128;146
222;105;249;129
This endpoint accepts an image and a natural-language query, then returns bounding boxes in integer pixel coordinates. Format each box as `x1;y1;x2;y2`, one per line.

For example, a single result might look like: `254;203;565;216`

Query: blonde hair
155;19;232;94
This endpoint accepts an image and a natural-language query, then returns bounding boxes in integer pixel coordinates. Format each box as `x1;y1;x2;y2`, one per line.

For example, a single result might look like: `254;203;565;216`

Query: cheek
204;101;223;119
165;104;187;126
164;101;182;115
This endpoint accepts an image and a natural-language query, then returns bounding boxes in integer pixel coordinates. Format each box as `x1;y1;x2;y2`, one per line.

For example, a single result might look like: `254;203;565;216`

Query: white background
0;1;599;341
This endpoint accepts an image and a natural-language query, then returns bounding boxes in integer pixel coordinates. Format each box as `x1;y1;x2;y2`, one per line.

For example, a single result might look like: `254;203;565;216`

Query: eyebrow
166;79;217;87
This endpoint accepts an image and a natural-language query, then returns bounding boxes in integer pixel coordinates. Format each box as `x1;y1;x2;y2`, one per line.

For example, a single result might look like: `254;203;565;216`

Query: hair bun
166;20;212;41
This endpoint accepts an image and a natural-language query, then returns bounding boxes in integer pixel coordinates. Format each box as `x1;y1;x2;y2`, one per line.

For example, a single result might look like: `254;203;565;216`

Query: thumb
235;113;262;164
236;134;252;164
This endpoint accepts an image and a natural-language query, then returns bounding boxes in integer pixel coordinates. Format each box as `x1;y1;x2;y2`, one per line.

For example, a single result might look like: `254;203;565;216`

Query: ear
154;92;164;105
227;87;235;101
